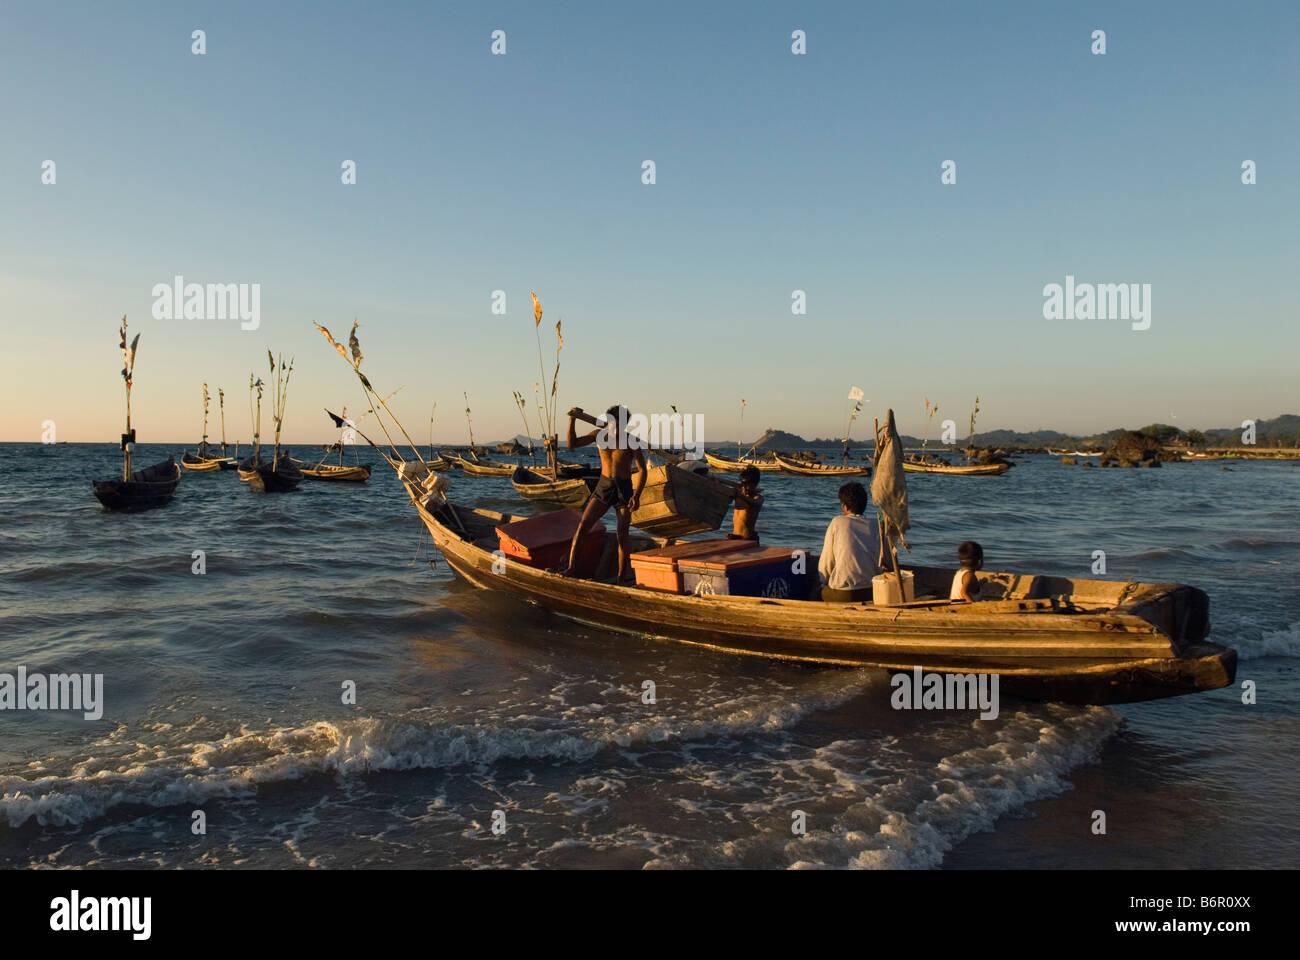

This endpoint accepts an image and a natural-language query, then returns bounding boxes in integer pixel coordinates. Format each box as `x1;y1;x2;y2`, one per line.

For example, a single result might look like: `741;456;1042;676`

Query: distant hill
1202;413;1300;447
710;414;1299;453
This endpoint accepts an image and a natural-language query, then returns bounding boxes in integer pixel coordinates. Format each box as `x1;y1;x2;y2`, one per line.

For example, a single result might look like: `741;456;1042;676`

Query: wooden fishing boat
301;462;372;482
181;450;233;471
456;454;516;477
182;386;236;470
93;457;181;510
511;465;598;507
704;451;783;473
403;487;1235;705
239;355;301;492
238;452;303;491
93;318;181;510
773;453;871;477
903;460;1011;476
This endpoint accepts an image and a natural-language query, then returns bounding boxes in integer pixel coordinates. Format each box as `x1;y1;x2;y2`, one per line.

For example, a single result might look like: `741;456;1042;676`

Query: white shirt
818;514;882;590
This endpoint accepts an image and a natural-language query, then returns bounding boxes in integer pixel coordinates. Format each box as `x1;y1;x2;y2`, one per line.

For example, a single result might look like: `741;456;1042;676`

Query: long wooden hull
903;461;1011;476
238;456;303;492
406;487;1235;704
456;456;515;477
93;459;181;510
510;466;597;507
774;454;871;477
705;452;783;473
302;464;372;482
181;452;234;471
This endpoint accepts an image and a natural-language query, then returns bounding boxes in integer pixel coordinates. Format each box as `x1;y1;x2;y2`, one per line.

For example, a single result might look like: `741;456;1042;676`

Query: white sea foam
1;670;878;830
1236;621;1300;661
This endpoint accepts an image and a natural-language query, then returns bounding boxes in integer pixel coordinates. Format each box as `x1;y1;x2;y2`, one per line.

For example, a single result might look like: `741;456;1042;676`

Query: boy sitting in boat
559;405;647;582
818;482;886;601
950;541;984;601
728;465;764;544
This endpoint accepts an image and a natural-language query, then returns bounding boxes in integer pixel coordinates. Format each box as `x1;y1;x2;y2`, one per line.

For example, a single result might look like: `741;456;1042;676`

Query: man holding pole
558;405;647;582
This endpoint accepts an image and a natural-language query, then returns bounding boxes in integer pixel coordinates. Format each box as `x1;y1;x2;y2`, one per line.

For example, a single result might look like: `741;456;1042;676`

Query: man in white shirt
818;481;885;601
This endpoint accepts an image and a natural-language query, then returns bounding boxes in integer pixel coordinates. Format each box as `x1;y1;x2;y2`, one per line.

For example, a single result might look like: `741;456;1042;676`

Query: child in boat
950;541;984;602
818;481;885;601
729;465;763;543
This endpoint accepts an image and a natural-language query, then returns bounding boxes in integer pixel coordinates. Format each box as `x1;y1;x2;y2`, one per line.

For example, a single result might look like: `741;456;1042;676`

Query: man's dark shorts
591;475;634;508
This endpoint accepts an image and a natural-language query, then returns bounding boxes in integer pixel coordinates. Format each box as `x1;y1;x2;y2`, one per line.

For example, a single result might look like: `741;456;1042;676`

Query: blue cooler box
678;546;810;599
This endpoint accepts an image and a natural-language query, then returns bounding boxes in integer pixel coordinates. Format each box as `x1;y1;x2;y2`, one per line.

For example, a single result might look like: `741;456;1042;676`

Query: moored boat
510;464;598;507
181;384;236;471
903;460;1010;476
94;457;181;510
773;453;871;477
301;463;371;482
239;354;301;492
704;451;783;473
92;318;181;511
456;453;515;477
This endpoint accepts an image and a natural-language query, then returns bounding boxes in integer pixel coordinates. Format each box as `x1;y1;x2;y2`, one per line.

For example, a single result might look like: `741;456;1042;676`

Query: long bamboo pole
463;391;477;454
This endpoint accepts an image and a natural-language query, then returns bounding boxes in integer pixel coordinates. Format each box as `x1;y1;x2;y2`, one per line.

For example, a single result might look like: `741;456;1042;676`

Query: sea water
0;444;1295;868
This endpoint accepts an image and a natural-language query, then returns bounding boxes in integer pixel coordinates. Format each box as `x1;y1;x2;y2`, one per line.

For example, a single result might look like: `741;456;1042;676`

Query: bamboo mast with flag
463;392;477;454
843;386;865;464
737;399;746;460
313;321;424;466
219;387;230;457
527;291;564;474
118;317;140;481
200;383;211;456
967;396;981;462
248;373;263;462
872;409;911;601
922;398;940;456
266;352;294;471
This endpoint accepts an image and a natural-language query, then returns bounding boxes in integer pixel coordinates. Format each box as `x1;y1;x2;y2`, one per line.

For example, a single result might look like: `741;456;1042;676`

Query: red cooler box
629;538;757;593
678;546;809;598
495;509;606;574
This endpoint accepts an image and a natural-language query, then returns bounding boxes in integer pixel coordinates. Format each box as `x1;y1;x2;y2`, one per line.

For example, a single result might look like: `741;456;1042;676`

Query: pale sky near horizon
2;1;1296;444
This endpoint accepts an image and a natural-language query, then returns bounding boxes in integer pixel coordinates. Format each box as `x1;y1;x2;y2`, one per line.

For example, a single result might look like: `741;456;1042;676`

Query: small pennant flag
314;323;350;363
848;386;864;402
531;291;542;327
325;409;355;430
348;320;362;368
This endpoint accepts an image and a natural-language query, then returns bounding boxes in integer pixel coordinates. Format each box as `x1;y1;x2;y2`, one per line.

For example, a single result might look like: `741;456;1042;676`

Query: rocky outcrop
1102;431;1175;465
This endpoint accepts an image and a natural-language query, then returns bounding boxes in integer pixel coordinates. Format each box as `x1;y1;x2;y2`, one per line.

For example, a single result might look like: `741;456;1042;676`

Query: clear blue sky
2;0;1296;444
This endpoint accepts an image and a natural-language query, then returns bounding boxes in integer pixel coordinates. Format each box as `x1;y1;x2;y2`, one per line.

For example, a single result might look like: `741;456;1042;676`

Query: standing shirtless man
559;405;647;581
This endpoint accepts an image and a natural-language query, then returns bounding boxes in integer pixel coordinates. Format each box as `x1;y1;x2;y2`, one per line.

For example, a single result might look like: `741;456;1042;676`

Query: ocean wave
1236;621;1300;660
0;670;876;829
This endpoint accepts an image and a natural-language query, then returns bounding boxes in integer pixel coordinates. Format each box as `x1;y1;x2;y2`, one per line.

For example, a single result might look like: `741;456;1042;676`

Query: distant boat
903;460;1010;476
301;462;371;483
181;384;236;471
238;356;302;493
302;409;372;482
704;451;782;473
456;452;515;477
92;317;180;511
510;464;598;507
773;453;871;477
